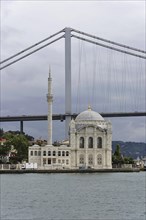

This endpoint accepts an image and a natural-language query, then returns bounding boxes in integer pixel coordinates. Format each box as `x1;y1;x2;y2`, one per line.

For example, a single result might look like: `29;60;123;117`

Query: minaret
47;67;53;145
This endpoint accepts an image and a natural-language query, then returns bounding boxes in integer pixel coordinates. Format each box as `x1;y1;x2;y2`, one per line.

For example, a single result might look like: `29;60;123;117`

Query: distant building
135;156;146;168
28;70;112;169
0;138;6;145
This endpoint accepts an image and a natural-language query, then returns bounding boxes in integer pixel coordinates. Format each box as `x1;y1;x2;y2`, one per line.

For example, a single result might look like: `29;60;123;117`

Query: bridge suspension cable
72;28;146;54
0;35;65;70
72;34;146;59
0;29;65;65
0;27;145;71
75;36;145;113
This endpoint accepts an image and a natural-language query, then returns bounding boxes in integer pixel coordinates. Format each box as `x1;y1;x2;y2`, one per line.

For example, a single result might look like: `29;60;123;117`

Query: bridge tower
47;67;53;145
65;27;71;139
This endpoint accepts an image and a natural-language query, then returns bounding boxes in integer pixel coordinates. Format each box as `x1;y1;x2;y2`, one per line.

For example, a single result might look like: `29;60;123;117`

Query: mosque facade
28;71;112;169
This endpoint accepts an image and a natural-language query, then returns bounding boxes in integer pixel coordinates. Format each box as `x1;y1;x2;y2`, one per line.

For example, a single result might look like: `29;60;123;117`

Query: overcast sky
0;0;146;142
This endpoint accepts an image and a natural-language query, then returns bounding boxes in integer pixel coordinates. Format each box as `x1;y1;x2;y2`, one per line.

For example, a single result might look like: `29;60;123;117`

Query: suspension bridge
0;27;145;137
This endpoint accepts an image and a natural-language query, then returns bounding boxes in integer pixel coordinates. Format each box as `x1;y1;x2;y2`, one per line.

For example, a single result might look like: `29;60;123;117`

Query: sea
0;172;146;220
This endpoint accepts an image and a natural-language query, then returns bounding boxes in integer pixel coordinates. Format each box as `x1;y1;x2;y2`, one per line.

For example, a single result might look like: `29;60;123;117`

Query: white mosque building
28;70;112;170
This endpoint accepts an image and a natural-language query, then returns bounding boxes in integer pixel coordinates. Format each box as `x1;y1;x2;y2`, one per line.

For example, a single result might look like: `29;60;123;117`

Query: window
88;154;93;165
66;151;69;156
30;151;33;156
58;159;61;163
62;159;65;164
43;158;46;165
62;151;65;156
35;151;37;156
48;151;51;156
79;137;84;148
43;151;46;156
88;137;93;148
66;159;69;165
79;155;84;164
38;151;41;156
97;137;102;148
48;158;51;164
53;151;56;156
97;154;102;165
52;158;56;164
58;151;61;156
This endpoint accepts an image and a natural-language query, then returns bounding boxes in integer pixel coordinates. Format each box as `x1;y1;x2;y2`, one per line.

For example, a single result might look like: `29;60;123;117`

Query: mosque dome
75;106;104;122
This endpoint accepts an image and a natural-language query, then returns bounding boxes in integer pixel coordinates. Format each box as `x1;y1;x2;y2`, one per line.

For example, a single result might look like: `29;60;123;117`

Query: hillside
112;141;146;159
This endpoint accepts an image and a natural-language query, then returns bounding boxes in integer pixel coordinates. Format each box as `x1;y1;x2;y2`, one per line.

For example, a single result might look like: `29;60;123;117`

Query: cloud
111;117;146;143
0;1;145;142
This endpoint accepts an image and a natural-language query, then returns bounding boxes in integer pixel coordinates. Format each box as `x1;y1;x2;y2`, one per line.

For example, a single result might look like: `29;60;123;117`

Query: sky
0;0;146;143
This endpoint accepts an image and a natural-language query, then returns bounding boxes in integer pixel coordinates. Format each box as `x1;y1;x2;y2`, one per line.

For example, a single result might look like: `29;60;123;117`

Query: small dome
75;106;104;121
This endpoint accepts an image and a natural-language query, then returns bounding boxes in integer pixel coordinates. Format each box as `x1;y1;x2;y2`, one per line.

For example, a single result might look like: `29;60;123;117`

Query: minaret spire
49;65;51;78
47;66;53;145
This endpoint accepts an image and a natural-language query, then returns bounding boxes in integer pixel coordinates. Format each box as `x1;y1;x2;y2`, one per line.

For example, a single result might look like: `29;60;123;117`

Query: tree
112;144;124;165
0;141;11;156
2;132;29;163
11;134;29;161
123;156;134;164
0;128;4;138
112;144;134;166
114;144;121;157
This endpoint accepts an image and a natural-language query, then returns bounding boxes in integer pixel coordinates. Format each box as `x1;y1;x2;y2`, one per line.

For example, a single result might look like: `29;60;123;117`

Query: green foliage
0;142;11;156
114;144;121;157
11;134;29;161
112;141;146;159
112;144;134;165
123;157;134;164
1;131;29;162
0;128;4;138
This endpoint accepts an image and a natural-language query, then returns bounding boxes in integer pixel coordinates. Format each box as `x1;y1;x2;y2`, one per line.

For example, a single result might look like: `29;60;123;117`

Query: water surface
0;172;145;220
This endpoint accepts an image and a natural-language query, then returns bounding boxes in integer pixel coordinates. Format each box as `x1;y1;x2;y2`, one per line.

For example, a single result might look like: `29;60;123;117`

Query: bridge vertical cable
76;39;82;113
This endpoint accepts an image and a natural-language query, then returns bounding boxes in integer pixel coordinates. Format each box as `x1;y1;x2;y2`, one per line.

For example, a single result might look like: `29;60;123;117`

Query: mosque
28;70;112;169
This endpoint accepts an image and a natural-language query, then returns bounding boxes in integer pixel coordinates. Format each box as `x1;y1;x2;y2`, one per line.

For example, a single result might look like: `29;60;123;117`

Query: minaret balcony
46;94;53;102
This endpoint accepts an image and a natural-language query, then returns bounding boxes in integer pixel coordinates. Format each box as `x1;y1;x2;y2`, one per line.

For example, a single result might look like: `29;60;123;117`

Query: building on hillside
28;70;112;169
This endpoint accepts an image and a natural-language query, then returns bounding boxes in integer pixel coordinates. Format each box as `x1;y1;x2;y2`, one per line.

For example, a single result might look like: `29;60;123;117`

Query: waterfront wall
0;168;140;174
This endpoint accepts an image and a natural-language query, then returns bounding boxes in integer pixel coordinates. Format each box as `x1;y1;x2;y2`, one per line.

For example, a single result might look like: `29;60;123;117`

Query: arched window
43;151;46;156
62;151;65;156
79;137;84;148
79;154;84;164
53;151;56;156
88;137;93;148
88;154;93;165
97;154;102;165
58;151;61;156
30;151;33;156
66;151;69;156
97;137;102;148
48;151;51;156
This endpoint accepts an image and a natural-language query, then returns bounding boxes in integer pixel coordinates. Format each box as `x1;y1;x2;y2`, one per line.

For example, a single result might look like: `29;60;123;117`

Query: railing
0;164;21;170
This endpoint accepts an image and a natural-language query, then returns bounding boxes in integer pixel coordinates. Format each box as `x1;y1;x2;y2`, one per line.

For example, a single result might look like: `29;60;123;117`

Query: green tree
114;144;121;157
123;156;134;164
11;134;29;161
0;141;11;156
112;144;124;165
2;132;29;162
112;144;134;166
0;128;4;138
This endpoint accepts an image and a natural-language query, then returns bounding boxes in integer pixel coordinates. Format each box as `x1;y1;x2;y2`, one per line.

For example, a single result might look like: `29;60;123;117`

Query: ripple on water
0;172;145;220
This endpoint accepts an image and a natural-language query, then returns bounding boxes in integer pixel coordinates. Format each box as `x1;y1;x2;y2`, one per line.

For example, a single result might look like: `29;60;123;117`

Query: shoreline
0;168;141;174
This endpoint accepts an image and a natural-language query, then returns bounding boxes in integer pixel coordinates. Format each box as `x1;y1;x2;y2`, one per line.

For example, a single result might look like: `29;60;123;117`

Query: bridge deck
0;112;146;122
